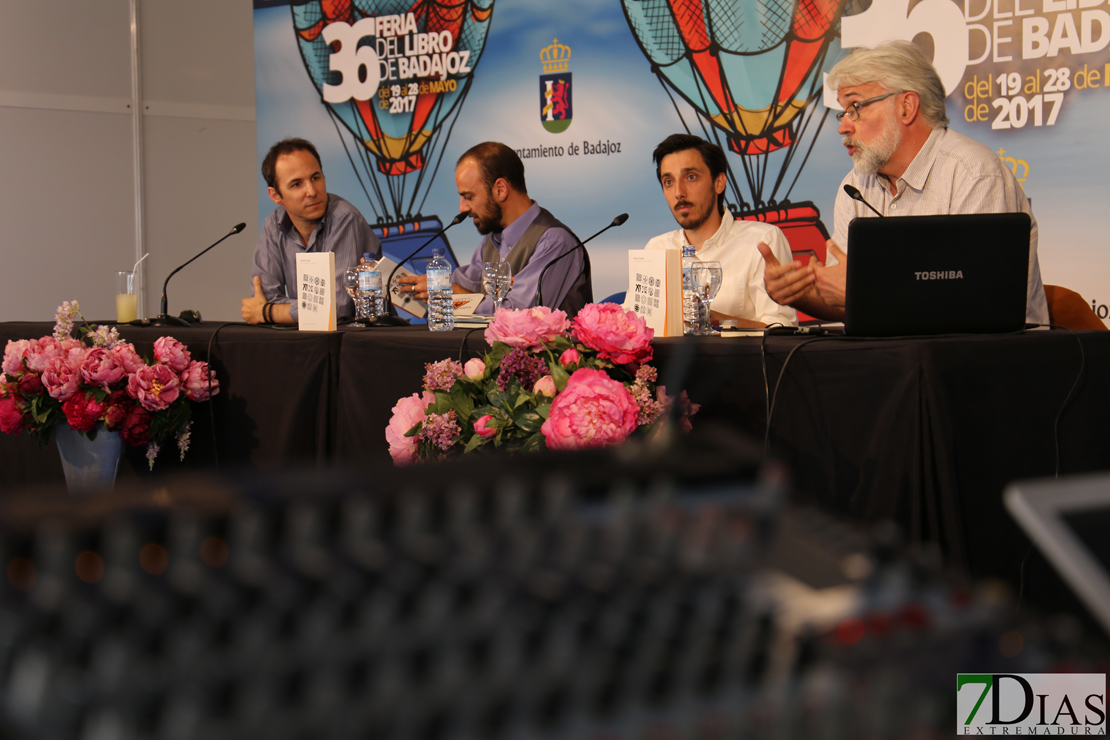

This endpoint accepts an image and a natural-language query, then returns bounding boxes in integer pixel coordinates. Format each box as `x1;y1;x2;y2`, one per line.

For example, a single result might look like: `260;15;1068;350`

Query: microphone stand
373;212;467;327
535;213;628;308
148;223;247;327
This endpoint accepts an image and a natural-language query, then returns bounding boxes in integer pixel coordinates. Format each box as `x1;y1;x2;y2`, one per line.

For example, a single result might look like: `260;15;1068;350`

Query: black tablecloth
3;321;1109;586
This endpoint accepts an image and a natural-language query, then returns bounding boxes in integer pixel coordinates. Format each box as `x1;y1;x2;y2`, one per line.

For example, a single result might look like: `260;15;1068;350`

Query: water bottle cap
362;252;373;260
432;247;445;258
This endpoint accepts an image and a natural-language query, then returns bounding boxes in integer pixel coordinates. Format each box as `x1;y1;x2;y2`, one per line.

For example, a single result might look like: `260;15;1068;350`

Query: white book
627;248;683;337
294;252;337;331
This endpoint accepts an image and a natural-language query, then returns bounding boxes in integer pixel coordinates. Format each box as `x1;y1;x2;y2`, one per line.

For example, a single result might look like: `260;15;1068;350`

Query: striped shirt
250;193;380;322
831;127;1049;324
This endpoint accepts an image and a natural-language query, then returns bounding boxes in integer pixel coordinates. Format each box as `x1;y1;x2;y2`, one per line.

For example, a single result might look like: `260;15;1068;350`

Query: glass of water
692;261;723;335
344;267;365;327
482;261;512;313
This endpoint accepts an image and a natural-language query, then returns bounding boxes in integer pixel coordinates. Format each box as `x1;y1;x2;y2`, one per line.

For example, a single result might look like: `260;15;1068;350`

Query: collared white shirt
640;210;798;327
832;127;1049;324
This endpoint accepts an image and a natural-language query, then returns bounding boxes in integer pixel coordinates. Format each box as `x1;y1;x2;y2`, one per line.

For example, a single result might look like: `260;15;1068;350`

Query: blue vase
54;423;123;494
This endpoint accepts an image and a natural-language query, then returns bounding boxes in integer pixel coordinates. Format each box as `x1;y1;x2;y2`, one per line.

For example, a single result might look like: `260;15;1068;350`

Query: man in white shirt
640;134;797;328
760;41;1048;324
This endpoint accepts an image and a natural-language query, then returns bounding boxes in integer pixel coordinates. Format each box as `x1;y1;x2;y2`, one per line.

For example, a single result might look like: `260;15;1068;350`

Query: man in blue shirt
242;138;380;324
398;142;591;316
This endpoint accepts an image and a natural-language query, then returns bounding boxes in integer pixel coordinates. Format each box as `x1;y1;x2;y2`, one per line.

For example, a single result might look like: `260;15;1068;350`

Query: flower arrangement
386;303;698;465
0;301;220;468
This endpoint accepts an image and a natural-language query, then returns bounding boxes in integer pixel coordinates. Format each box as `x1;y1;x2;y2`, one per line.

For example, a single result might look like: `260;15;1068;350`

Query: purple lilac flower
146;442;161;470
497;348;546;392
635;364;658;384
89;324;122;349
419;410;461;451
177;420;192;461
423;359;464;393
53;301;81;341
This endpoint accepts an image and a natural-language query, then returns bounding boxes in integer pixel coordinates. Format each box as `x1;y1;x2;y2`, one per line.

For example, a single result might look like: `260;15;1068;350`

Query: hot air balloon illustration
292;0;494;318
622;0;856;277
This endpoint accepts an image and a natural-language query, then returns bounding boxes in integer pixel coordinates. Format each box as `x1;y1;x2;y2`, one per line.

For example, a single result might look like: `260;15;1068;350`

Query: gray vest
481;207;592;317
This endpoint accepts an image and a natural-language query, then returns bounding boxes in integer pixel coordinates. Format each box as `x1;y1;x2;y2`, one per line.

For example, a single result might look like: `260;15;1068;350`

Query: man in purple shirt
242;138;380;324
397;142;591;316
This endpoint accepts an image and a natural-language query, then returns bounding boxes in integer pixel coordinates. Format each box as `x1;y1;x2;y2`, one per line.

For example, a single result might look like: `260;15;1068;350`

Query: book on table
626;248;683;337
295;252;337;331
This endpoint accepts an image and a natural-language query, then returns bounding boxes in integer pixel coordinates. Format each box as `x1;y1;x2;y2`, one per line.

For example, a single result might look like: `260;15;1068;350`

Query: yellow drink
116;293;137;323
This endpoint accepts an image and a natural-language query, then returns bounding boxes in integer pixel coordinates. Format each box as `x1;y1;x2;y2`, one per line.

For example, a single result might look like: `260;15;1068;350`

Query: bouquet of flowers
386;303;698;465
0;301;220;468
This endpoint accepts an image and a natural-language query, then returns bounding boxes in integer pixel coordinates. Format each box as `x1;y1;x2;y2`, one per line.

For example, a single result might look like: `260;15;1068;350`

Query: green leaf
514;411;543;434
551;362;570;390
449;384;474;421
463;433;484;453
404;420;424;438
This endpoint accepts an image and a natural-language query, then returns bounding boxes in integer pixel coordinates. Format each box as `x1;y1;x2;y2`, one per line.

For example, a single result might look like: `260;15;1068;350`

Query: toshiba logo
915;270;963;280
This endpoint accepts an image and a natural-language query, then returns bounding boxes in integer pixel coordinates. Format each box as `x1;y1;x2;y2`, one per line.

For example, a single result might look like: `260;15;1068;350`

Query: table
3;321;1109;587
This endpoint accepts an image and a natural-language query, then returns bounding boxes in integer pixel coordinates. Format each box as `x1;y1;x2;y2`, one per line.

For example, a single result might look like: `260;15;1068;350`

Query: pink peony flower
463;358;486;380
153;337;191;374
41;356;81;402
127;364;182;412
474;414;496;438
0;395;25;435
386;391;435;465
103;390;132;431
181;361;219;402
540;368;640;451
533;375;557;397
110;343;146;375
119;405;153;446
559;348;580;368
25;337;61;374
484;306;570;351
3;340;30;376
17;373;43;396
62;395;99;433
571;303;654;366
80;348;126;390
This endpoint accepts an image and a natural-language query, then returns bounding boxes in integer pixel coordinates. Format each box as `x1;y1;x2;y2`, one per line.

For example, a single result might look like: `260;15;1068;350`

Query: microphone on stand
843;184;884;218
147;222;247;327
535;213;628;309
375;212;468;327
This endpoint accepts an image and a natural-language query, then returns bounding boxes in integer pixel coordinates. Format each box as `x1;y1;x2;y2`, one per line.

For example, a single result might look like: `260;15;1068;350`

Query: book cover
294;252;337;331
627;249;682;337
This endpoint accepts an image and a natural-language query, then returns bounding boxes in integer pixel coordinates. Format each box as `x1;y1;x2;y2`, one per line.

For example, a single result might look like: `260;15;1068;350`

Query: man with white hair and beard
759;40;1048;323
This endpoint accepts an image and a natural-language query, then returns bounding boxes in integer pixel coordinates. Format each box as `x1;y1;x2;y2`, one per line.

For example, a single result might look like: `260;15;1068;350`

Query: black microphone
148;222;247;327
535;213;629;309
374;212;467;327
843;184;883;218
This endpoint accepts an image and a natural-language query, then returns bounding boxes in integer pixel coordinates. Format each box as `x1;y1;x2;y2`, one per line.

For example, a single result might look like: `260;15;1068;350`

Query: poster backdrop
254;0;1110;320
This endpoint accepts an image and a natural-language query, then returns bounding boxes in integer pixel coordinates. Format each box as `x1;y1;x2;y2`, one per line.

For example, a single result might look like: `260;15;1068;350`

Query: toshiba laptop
844;212;1031;336
1005;473;1110;636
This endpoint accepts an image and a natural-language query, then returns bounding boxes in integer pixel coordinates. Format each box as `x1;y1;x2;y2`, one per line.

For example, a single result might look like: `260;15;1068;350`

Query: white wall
0;0;258;323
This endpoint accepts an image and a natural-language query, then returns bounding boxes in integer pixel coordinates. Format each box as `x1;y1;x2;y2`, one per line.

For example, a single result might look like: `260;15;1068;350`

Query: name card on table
295;252;337;331
627;248;683;337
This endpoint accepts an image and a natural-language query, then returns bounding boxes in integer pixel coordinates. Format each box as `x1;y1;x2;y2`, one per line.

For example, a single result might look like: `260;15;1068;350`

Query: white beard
845;114;903;176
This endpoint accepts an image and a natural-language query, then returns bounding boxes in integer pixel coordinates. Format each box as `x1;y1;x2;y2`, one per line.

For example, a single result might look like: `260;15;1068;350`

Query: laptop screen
845;212;1031;336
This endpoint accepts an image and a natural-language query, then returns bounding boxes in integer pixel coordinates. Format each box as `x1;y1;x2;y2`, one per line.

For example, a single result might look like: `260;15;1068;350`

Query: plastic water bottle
358;252;383;320
681;244;701;335
426;247;454;331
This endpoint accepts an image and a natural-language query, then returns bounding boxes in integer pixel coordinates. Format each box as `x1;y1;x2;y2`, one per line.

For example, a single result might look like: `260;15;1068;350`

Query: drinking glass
116;270;137;323
344;267;365;327
692;261;723;335
482;261;512;312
